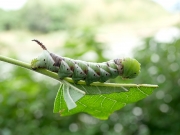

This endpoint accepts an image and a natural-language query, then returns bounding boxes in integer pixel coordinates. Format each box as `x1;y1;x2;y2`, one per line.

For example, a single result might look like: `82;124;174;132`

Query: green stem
0;55;158;88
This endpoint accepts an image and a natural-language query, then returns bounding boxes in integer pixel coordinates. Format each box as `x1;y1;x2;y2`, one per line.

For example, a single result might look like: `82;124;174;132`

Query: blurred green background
0;0;180;134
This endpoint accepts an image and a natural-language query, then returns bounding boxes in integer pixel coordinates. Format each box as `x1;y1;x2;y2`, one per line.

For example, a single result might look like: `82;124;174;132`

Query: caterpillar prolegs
31;40;141;85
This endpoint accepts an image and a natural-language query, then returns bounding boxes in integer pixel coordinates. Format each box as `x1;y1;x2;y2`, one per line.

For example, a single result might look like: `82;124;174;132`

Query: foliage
1;22;179;134
61;26;106;62
0;0;81;33
131;37;180;135
0;0;172;33
20;0;81;33
54;83;156;119
0;67;65;134
0;45;157;121
94;35;180;135
0;0;179;134
0;9;20;31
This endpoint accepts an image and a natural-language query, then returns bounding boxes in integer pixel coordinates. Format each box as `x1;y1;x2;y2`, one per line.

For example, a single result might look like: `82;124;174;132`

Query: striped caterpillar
31;40;140;85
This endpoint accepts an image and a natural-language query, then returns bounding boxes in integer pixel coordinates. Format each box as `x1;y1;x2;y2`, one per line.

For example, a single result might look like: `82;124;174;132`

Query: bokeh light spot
157;74;166;83
170;63;179;72
167;54;175;62
151;53;159;63
148;66;158;75
100;123;109;132
69;123;78;132
132;107;142;116
114;123;123;133
159;103;169;113
79;114;99;125
156;90;165;99
168;46;176;54
110;112;119;122
164;94;172;103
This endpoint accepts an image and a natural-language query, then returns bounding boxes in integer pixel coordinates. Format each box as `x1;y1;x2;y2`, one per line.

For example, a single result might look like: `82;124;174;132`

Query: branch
0;55;158;88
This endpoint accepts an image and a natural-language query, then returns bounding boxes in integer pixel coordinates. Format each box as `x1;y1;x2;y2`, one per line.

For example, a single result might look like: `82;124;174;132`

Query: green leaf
53;81;158;120
53;84;64;113
63;83;85;109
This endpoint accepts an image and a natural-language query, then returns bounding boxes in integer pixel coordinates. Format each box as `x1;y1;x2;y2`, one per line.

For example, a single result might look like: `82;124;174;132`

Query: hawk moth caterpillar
31;39;141;85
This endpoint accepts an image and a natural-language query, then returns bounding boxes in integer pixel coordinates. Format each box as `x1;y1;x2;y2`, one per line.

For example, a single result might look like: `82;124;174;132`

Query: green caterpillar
31;39;140;85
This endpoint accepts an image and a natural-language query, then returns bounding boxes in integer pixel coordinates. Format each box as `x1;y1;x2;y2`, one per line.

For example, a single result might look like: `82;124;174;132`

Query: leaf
53;84;64;113
53;81;158;120
63;84;85;109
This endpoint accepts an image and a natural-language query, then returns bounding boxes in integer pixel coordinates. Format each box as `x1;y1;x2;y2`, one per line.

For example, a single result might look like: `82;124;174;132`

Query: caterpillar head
31;58;39;69
122;58;141;79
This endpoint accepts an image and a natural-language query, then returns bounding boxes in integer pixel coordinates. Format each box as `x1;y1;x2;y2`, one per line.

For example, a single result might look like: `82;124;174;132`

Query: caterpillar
31;39;140;85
